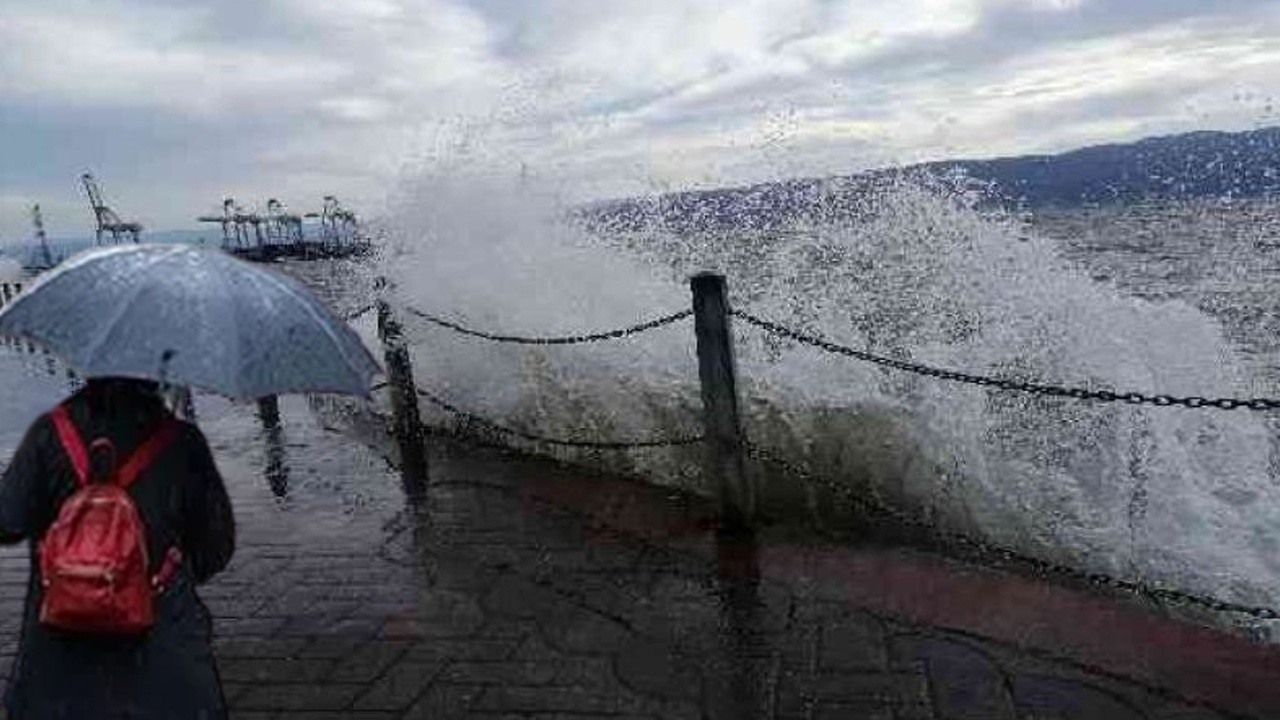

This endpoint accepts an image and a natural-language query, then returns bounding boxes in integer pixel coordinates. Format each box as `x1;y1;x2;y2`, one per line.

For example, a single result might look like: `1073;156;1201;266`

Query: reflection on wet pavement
1;347;1277;718
256;396;289;498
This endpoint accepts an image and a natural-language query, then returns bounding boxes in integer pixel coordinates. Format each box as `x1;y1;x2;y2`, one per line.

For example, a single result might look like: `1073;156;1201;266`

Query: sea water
379;168;1280;622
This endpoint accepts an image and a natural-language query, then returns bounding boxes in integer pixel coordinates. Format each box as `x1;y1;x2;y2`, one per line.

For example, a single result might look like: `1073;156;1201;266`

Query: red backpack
38;404;185;635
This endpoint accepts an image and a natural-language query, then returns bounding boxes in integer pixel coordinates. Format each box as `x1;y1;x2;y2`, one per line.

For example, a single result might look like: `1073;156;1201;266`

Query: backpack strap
49;404;89;488
116;419;181;491
49;405;181;491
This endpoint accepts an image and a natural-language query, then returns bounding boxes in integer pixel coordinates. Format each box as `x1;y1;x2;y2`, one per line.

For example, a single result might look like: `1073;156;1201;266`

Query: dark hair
84;377;164;420
84;376;161;396
81;377;166;482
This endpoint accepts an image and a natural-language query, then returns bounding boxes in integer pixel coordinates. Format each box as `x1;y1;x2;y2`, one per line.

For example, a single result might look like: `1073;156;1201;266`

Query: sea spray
379;166;1280;612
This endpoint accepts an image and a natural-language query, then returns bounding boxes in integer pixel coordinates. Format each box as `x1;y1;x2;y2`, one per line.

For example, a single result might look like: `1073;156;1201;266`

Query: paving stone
613;637;704;702
482;573;582;620
470;684;647;715
382;590;485;639
204;596;273;619
536;609;636;657
351;661;444;711
475;617;537;641
437;659;562;686
812;701;895;720
214;638;311;659
326;640;413;683
214;617;290;638
219;683;252;705
345;600;420;619
277;614;383;639
219;657;338;684
820;616;890;671
509;635;620;692
232;682;367;711
325;584;411;603
267;707;391;712
249;589;333;619
1010;674;1147;720
401;682;487;719
294;637;366;659
403;637;521;664
890;634;1017;720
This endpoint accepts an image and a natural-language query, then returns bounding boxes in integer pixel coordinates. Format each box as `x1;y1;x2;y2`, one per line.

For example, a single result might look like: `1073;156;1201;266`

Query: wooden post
256;395;280;428
180;389;197;422
377;299;428;501
164;386;197;422
256;395;287;497
690;272;754;534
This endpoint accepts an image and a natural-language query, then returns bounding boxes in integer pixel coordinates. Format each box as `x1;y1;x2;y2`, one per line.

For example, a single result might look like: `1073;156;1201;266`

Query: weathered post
163;385;197;422
377;299;428;501
690;272;754;534
692;273;767;718
256;395;288;497
256;395;280;427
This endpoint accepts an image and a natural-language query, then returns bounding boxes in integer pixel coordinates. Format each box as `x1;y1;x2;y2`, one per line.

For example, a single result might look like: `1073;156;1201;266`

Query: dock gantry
199;194;371;263
265;199;305;254
81;173;142;245
29;204;55;270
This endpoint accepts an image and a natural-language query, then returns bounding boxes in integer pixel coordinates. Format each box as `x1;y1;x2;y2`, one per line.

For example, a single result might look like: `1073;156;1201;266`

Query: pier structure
265;198;305;257
81;173;142;245
199;194;372;263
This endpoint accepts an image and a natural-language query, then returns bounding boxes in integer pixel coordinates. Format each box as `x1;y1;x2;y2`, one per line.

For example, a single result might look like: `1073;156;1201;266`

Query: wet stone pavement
0;392;1272;719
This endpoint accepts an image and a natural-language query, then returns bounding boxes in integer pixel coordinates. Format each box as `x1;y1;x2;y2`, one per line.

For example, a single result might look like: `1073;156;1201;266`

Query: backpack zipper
50;564;116;584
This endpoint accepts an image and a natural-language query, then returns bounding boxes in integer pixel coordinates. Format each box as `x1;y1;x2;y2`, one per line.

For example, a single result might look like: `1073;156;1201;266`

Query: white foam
377;165;1280;610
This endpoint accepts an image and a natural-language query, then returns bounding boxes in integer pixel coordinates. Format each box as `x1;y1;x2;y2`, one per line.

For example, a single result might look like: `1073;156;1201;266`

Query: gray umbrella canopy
0;244;381;399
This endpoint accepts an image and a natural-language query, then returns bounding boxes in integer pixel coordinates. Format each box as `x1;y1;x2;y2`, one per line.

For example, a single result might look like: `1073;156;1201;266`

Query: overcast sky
2;0;1279;240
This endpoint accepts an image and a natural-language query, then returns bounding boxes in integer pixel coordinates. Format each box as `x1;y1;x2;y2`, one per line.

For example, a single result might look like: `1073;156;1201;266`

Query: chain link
733;310;1280;412
742;439;1280;620
342;303;377;322
404;306;694;345
361;298;1280;618
414;387;704;449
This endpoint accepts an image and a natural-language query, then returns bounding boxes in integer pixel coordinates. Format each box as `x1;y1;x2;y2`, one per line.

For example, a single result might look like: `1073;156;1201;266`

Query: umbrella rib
245;266;376;391
78;248;186;368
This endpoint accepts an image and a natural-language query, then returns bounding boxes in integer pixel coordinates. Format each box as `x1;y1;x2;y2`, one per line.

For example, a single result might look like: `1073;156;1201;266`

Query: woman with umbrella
0;244;380;719
0;376;235;719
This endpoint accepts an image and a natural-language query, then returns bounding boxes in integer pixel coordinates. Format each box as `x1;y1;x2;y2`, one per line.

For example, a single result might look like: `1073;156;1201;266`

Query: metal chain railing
733;309;1280;412
343;303;377;322
404;306;693;345
415;386;703;449
743;439;1280;621
354;288;1280;621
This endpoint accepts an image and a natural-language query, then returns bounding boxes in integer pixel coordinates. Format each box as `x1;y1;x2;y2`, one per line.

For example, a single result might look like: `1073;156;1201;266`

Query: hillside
585;125;1280;233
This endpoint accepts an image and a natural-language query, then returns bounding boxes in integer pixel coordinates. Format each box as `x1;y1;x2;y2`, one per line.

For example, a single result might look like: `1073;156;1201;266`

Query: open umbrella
0;243;381;399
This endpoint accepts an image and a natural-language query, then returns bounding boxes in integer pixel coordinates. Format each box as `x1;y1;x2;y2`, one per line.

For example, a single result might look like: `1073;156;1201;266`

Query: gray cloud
2;0;1280;240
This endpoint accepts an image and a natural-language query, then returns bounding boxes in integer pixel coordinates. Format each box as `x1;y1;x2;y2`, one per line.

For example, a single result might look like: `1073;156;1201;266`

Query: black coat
0;384;235;719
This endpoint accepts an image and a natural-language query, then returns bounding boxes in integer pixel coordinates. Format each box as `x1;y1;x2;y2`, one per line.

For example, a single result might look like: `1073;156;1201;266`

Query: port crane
198;194;371;262
303;195;359;253
198;198;268;255
81;173;142;245
28;204;56;269
265;199;304;253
